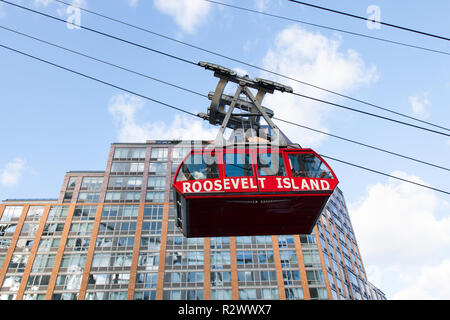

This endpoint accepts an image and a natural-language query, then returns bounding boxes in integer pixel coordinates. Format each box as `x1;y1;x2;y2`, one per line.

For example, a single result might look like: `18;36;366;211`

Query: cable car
173;147;338;237
172;62;339;237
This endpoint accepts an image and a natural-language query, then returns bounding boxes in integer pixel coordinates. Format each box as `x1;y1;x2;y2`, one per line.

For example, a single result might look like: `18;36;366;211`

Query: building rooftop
2;198;58;204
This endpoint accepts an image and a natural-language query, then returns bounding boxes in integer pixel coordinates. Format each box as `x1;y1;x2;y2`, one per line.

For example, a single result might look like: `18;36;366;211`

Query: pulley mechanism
197;61;294;147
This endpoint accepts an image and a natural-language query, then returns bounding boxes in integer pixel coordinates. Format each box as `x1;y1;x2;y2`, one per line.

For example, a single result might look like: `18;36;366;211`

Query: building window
105;192;140;202
52;293;79;300
262;288;279;300
1;206;23;222
55;273;83;291
78;192;100;203
92;253;133;269
172;148;191;161
101;205;139;218
309;287;328;300
278;235;295;247
302;250;322;268
63;192;73;202
111;162;144;173
285;287;304;300
143;205;163;220
42;223;65;236
37;238;60;251
114;147;146;159
279;250;297;266
165;251;204;267
134;291;157;300
140;236;161;251
282;270;301;286
238;288;257;300
146;191;165;202
147;176;166;190
138;253;159;270
65;237;90;251
7;254;29;273
60;253;87;270
148;162;167;175
96;236;135;250
210;271;232;287
150;148;168;161
67;177;78;188
260;270;278;283
81;177;104;191
25;206;44;222
73;205;97;220
97;222;137;235
136;272;158;288
108;176;142;189
22;294;46;300
211;289;232;300
1;276;22;291
31;254;56;272
26;275;50;291
142;222;162;234
88;273;130;286
236;251;253;265
69;223;94;236
210;251;231;268
85;291;128;300
47;206;69;221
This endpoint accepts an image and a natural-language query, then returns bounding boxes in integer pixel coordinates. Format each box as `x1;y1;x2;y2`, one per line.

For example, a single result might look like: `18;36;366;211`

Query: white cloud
392;260;450;299
349;171;450;299
33;0;54;7
243;39;258;53
153;0;211;34
255;0;269;11
0;158;26;188
108;93;217;142
126;0;138;8
232;67;249;77
409;93;431;118
261;25;378;147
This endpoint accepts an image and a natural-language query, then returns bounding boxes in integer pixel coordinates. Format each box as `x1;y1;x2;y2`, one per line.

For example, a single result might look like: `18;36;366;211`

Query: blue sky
0;0;449;299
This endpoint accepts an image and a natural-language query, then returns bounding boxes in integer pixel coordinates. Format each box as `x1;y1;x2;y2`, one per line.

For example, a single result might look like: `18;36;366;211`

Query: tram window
176;154;220;181
288;154;333;179
224;153;254;177
257;153;286;176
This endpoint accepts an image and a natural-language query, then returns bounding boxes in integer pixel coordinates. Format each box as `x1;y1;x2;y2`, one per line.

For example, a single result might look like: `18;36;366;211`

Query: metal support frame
198;61;294;147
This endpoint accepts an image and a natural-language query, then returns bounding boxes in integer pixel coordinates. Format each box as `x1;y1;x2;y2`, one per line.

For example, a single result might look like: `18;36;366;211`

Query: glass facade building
0;140;385;300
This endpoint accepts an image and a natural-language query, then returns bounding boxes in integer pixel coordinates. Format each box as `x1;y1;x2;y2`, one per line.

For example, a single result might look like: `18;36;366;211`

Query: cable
3;24;448;173
2;0;449;137
0;0;197;67
1;43;448;195
202;0;450;56
288;0;450;42
0;43;197;118
291;92;449;137
0;25;206;99
50;0;450;134
321;155;450;195
273;117;450;172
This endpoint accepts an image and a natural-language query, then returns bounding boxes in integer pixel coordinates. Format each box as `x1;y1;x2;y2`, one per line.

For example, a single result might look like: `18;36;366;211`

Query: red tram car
173;147;338;237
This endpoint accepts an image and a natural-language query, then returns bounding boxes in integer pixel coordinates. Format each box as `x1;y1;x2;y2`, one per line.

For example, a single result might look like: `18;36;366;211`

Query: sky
0;0;449;299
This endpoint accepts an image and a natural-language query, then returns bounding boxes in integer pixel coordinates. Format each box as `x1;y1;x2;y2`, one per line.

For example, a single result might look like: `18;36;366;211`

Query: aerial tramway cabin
173;147;338;237
172;61;339;237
